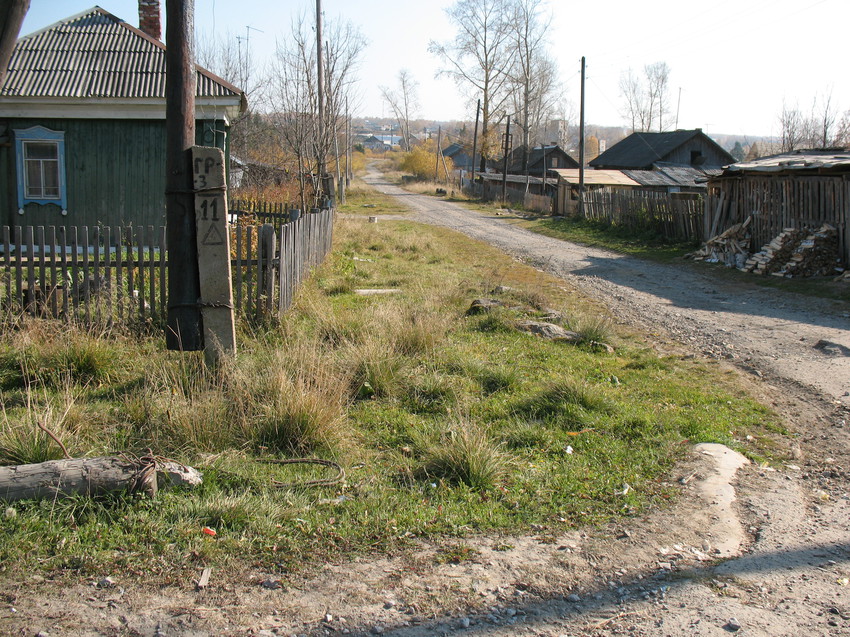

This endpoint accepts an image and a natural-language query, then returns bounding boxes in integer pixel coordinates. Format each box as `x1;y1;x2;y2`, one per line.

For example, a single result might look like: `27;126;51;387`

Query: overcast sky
21;0;848;139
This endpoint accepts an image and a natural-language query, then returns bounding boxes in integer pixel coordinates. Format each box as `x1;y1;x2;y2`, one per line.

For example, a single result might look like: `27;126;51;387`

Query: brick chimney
138;0;162;40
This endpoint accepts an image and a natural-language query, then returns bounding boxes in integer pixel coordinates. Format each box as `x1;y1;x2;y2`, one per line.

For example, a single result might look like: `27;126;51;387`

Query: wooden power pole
0;0;29;87
315;0;326;204
578;56;586;218
470;99;480;187
165;0;202;351
501;115;511;202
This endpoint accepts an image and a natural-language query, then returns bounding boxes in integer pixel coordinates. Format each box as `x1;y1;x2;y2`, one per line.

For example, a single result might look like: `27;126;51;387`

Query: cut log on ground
0;456;202;502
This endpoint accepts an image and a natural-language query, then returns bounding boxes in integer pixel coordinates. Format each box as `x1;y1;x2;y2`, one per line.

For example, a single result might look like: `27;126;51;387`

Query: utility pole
345;109;350;186
578;56;586;218
470;99;480;190
165;0;202;351
315;0;326;204
501;115;511;202
675;87;682;130
435;126;442;182
0;0;29;87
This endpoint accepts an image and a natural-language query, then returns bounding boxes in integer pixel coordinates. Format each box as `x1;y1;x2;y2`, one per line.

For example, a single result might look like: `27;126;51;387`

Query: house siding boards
0;7;243;233
1;117;227;229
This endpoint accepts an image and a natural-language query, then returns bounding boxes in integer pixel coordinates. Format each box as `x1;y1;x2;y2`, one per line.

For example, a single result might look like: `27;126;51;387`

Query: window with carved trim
14;126;68;214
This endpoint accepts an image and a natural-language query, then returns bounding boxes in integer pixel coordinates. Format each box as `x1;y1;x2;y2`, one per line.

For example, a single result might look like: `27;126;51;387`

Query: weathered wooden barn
706;150;850;265
0;6;245;230
591;129;734;170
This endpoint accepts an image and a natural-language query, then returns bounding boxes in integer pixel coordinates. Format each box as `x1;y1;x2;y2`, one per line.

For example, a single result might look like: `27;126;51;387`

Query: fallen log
0;456;202;502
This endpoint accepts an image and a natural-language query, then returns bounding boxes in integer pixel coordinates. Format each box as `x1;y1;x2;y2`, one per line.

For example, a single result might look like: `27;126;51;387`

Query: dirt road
8;176;850;636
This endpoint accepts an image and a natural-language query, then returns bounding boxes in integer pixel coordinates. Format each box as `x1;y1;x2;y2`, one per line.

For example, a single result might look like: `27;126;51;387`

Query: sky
19;0;850;139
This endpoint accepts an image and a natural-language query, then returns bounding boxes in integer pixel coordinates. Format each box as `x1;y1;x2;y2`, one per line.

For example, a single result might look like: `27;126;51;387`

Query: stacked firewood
741;228;806;274
689;216;751;266
780;224;841;277
742;224;841;277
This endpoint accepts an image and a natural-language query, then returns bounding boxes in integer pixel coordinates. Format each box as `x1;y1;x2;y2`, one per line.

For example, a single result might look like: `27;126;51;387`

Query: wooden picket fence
475;182;554;213
230;199;294;226
579;189;703;242
0;208;334;326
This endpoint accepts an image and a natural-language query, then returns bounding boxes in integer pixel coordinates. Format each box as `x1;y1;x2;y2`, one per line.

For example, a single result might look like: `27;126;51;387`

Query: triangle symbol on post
201;222;225;246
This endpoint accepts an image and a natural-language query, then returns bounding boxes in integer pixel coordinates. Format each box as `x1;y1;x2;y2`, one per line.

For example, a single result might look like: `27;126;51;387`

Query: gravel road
363;169;850;407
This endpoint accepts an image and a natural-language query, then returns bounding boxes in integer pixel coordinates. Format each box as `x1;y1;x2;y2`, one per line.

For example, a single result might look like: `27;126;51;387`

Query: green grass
0;195;784;584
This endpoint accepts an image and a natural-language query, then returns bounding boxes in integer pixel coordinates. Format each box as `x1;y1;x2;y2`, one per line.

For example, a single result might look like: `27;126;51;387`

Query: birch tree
508;0;560;172
429;0;516;171
380;69;419;151
619;62;671;133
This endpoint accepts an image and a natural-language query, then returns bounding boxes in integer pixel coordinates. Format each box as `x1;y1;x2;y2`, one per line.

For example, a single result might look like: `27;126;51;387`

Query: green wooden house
0;6;245;233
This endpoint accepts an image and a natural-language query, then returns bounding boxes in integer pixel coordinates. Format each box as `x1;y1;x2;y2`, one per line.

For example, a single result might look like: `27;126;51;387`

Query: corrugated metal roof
722;150;850;173
551;169;640;187
0;7;242;100
622;165;720;187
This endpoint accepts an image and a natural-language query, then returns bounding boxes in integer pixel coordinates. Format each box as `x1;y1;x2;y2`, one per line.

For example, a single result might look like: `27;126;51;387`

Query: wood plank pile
743;224;841;278
689;216;751;266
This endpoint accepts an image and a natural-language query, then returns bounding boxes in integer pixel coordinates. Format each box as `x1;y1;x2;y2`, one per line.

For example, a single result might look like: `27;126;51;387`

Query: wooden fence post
259;223;276;319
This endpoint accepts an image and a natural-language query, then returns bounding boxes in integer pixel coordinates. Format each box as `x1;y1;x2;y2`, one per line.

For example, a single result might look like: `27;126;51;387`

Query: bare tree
836;109;850;148
619;62;671;133
429;0;516;171
268;12;364;210
619;68;645;133
195;30;266;166
380;69;419;151
779;100;804;152
645;62;671;132
508;0;560;172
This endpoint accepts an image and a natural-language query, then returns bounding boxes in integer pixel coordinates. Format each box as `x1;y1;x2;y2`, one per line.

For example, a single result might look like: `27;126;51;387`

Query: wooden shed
706;150;850;265
551;169;640;215
0;7;245;232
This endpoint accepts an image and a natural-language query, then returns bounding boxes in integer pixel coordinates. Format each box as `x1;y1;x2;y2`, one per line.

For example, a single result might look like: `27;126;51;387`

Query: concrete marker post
192;146;236;365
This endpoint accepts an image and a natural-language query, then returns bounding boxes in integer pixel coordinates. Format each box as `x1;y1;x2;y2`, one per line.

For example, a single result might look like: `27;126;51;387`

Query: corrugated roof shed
0;7;243;106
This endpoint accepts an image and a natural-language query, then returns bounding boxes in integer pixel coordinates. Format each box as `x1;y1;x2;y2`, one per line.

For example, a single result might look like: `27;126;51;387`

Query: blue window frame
14;126;68;215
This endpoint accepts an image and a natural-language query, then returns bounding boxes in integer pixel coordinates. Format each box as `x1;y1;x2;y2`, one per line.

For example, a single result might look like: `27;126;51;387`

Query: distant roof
0;7;245;120
551;169;640;187
590;129;733;169
721;149;850;174
443;142;470;157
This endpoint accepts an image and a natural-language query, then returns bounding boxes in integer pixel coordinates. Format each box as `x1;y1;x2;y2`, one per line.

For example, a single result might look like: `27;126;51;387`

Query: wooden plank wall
580;189;702;242
705;175;849;264
1;210;335;326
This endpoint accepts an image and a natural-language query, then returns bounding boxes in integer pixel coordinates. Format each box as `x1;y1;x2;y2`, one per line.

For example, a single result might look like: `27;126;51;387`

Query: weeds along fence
578;189;703;242
469;182;554;214
0;209;334;326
